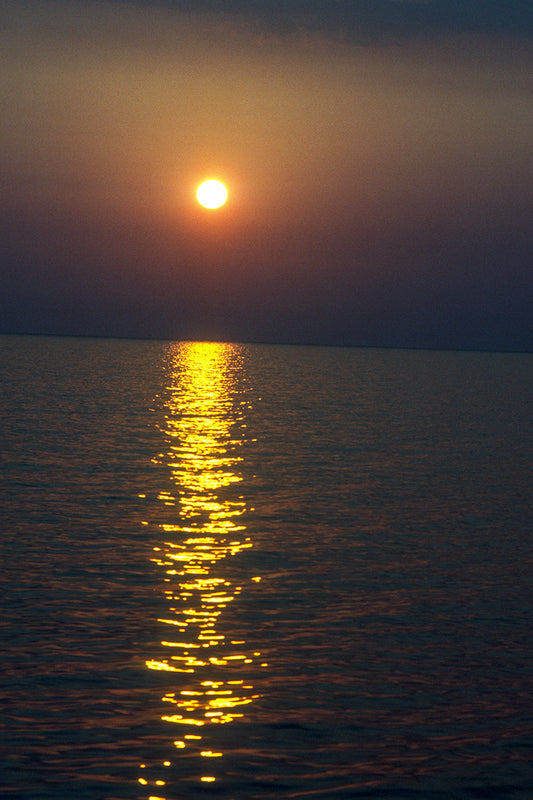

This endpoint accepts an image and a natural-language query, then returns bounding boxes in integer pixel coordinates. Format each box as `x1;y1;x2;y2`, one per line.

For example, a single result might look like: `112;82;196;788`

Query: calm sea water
1;334;532;800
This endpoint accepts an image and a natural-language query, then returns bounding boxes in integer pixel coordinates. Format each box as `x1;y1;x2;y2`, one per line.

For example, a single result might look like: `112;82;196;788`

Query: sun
196;179;228;209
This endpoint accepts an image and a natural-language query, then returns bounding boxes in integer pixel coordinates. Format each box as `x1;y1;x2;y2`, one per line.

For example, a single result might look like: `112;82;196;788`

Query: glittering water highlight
140;342;266;791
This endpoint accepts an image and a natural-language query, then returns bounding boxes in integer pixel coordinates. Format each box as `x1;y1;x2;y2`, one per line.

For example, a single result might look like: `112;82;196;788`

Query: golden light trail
138;341;266;792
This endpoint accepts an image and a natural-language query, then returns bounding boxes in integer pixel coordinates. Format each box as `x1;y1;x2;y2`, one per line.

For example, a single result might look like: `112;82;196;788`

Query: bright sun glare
196;179;228;209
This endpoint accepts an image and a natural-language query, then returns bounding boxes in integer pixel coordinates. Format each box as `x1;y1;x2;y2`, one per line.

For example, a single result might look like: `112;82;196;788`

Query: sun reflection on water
139;341;263;793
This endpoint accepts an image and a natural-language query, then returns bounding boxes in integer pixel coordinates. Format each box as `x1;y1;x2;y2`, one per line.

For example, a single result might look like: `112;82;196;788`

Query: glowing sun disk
197;180;228;209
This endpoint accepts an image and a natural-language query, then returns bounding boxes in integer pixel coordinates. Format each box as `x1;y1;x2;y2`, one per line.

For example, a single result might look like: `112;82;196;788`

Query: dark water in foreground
1;335;532;799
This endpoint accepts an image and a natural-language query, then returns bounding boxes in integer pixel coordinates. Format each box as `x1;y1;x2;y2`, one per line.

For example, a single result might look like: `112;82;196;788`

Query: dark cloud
118;0;533;41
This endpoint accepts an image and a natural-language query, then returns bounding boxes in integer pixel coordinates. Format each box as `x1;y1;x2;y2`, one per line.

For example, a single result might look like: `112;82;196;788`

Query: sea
1;334;532;800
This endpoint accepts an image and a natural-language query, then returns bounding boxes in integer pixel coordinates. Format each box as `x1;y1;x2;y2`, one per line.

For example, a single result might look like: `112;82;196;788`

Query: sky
1;0;532;350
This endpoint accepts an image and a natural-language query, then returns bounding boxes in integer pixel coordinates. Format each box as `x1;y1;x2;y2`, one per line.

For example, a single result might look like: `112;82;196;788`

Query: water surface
1;335;532;799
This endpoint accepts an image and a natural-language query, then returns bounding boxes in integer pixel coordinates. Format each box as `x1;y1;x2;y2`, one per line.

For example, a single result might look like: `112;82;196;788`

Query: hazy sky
2;0;532;349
